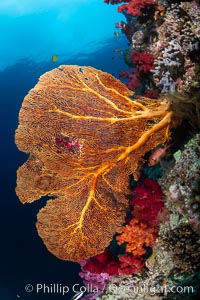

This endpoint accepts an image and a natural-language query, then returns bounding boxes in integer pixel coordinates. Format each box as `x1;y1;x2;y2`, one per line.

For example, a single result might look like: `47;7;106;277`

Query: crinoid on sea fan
15;65;176;261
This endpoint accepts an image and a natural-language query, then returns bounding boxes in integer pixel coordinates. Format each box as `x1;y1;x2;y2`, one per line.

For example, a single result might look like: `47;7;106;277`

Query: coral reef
160;133;200;225
80;179;163;298
151;1;200;94
98;134;200;299
161;223;200;274
15;0;200;297
109;0;200;97
15;65;176;262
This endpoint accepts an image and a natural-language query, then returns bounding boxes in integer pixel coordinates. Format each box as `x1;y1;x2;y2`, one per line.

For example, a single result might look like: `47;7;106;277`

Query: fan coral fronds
15;65;175;261
116;219;157;255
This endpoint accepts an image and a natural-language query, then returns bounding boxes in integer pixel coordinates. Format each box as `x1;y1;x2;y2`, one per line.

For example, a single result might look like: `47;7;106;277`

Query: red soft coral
81;249;119;276
118;0;157;16
119;52;155;92
119;68;141;90
130;51;155;73
80;249;145;276
119;253;145;275
130;178;164;227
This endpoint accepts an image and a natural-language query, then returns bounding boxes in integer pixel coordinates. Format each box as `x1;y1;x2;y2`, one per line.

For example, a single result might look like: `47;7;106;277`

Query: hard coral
15;65;175;261
160;134;200;224
161;223;200;274
116;218;157;255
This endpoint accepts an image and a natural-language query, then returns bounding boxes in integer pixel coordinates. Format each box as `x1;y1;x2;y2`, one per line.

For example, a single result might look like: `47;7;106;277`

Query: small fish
70;291;84;300
162;278;168;286
115;22;122;28
114;49;123;53
154;11;159;21
114;32;119;38
51;54;58;63
153;77;159;83
146;19;152;24
152;36;158;43
148;145;170;166
115;21;126;29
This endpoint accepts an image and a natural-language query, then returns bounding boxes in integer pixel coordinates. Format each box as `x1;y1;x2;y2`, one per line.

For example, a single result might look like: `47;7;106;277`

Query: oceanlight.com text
109;282;194;296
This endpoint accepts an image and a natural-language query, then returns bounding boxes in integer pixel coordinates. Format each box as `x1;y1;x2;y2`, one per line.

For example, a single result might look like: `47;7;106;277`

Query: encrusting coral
15;65;176;261
161;223;200;274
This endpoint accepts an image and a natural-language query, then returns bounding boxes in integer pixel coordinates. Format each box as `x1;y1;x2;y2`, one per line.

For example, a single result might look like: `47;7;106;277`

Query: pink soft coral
79;270;109;300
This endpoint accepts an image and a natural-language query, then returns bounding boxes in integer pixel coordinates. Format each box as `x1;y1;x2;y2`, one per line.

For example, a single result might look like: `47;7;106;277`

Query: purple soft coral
79;269;109;300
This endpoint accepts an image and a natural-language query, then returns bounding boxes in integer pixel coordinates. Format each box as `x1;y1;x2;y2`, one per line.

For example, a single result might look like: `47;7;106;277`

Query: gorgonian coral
15;65;176;261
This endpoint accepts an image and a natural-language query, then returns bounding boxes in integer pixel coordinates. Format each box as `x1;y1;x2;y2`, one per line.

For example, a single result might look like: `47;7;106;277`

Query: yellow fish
51;55;58;63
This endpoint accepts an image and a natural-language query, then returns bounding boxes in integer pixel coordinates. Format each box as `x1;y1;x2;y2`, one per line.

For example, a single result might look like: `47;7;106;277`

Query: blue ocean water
0;1;128;299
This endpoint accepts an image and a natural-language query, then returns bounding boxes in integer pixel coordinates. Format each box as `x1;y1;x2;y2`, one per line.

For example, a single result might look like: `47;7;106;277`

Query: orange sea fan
15;65;175;261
